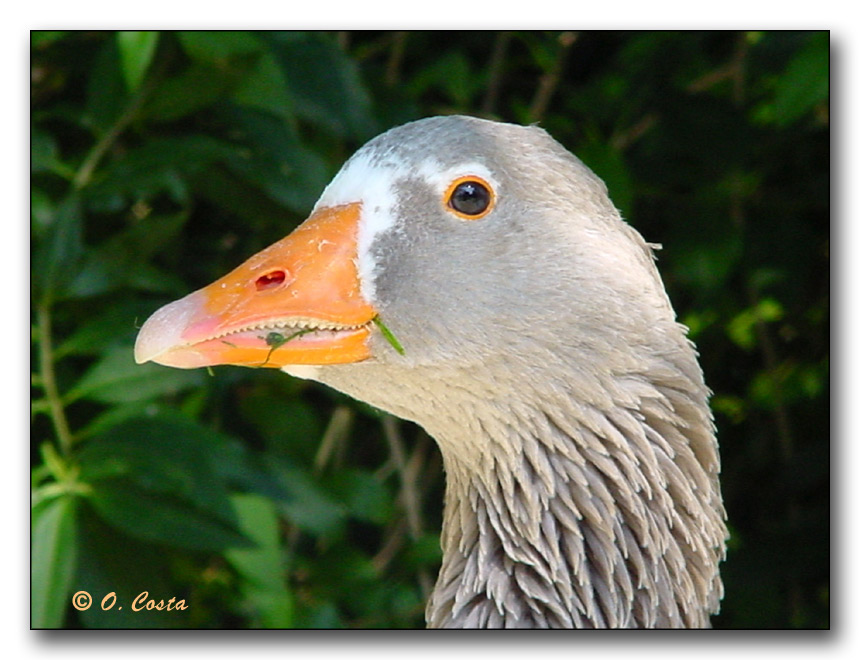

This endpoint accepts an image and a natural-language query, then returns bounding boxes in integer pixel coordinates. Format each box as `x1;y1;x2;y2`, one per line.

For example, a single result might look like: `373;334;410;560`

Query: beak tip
134;291;206;367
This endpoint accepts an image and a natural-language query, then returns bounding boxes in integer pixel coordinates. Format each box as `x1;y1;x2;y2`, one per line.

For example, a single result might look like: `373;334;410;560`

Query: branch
314;404;354;473
481;31;513;117
36;303;74;457
381;415;433;598
528;32;577;124
385;32;409;88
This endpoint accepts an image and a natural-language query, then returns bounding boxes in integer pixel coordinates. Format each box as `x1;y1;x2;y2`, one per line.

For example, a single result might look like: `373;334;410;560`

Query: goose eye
445;176;495;220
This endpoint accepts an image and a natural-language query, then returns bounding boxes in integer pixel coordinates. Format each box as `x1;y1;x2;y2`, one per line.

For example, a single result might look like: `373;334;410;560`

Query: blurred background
30;30;829;629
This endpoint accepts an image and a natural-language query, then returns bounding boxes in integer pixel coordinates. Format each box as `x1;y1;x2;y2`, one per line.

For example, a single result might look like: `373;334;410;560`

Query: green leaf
79;412;287;511
31;187;54;237
401;533;443;571
79;414;254;551
220;106;330;212
770;32;829;127
84;37;129;134
55;299;162;359
314;543;378;591
404;50;476;107
208;435;294;504
711;394;747;425
31;129;59;174
292;600;342;628
666;198;744;292
31;31;67;48
87;481;250;551
267;458;346;537
575;133;634;220
66;344;204;404
89;135;238;204
231;52;296;122
224;493;294;627
269;32;378;140
178;31;263;63
31;495;78;628
238;388;322;460
117;31;159;92
75;506;184;628
326;468;393;525
65;212;190;299
144;61;250;122
726;298;784;351
75;401;169;441
32;193;83;305
225;494;285;589
680;309;718;340
77;414;235;507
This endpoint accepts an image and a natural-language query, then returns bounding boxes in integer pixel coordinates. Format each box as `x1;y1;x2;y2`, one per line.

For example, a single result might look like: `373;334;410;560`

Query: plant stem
528;31;577;123
481;31;513;117
314;404;354;473
381;415;432;599
385;32;408;87
36;303;74;457
73;101;140;190
72;49;163;191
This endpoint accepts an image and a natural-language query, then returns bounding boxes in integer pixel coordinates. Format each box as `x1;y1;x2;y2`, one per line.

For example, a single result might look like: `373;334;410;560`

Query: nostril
255;270;286;291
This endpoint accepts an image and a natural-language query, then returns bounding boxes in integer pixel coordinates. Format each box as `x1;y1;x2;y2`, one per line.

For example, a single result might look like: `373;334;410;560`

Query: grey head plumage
292;116;728;627
136;115;728;628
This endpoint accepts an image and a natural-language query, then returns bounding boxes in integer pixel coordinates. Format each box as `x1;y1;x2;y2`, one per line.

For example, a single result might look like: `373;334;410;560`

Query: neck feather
424;356;726;629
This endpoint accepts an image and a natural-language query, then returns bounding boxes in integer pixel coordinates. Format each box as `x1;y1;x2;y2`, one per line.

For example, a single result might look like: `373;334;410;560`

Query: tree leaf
726;298;784;351
231;52;296;123
77;413;250;552
116;31;159;92
268;32;378;140
220;105;330;212
78;414;237;513
575;133;634;220
143;63;241;122
65;212;190;299
75;505;184;628
31;129;59;174
266;457;346;537
84;37;128;134
66;344;204;404
31;495;78;628
178;31;263;63
325;468;393;525
32;193;83;305
78;413;278;552
89;135;239;203
770;32;829;127
55;299;164;359
87;480;250;552
224;493;294;627
237;383;322;461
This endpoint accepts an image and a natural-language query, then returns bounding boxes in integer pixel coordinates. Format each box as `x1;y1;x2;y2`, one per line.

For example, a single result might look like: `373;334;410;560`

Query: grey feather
303;116;728;628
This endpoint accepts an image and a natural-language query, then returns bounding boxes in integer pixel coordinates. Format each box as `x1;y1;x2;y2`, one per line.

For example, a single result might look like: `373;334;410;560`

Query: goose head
135;115;727;628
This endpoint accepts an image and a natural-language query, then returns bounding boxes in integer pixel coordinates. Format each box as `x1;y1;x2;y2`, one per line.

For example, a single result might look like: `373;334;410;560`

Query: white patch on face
313;151;403;305
414;160;500;201
312;152;500;306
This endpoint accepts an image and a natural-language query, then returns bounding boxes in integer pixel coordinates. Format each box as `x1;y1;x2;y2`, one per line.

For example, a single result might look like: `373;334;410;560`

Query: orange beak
134;203;376;369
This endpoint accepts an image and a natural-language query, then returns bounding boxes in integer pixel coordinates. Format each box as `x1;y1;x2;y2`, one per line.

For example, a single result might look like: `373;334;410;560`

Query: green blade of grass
372;316;405;355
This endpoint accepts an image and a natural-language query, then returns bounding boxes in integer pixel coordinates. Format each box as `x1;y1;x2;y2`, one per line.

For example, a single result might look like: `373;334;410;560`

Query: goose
134;115;727;628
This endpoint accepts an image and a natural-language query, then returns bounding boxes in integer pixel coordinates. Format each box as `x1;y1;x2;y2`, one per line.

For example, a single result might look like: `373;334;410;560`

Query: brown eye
444;176;495;220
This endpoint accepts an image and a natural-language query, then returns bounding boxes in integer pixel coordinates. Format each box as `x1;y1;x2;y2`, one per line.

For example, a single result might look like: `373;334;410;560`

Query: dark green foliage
31;30;829;629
